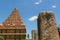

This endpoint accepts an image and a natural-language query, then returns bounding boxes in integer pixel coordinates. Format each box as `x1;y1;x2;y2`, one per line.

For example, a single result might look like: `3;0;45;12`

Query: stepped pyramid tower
37;12;59;40
0;8;26;40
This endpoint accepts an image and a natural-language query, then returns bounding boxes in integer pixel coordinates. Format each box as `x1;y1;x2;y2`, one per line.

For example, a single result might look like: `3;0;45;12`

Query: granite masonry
37;12;60;40
0;8;26;40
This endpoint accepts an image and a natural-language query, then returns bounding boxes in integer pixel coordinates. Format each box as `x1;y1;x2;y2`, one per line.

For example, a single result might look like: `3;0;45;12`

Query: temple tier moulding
0;8;26;40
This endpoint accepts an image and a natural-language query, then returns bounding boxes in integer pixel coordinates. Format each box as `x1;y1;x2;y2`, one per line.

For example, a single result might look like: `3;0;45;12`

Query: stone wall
37;12;59;40
32;30;38;40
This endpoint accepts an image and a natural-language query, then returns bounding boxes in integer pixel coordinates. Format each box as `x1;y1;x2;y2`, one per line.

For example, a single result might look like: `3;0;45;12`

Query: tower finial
14;8;18;10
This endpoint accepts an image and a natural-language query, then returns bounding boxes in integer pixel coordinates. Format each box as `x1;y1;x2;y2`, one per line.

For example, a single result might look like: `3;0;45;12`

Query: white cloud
35;0;42;5
28;16;38;21
52;5;57;8
35;2;40;5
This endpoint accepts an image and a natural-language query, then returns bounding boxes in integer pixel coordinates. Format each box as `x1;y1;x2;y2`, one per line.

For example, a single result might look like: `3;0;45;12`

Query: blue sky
0;0;60;39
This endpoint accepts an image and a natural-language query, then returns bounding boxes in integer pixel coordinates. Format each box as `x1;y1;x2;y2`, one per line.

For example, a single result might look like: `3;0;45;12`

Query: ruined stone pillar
37;12;59;40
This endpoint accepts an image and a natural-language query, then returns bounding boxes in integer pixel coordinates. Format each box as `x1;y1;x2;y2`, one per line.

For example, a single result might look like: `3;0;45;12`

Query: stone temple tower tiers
37;12;59;40
0;8;26;40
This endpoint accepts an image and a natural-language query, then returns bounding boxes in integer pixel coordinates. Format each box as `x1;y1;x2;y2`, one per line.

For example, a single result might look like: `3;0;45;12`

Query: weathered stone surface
37;11;59;40
58;27;60;39
32;30;38;40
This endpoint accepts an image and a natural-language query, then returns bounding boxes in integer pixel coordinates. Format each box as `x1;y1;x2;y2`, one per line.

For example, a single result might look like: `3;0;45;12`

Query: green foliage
0;36;4;40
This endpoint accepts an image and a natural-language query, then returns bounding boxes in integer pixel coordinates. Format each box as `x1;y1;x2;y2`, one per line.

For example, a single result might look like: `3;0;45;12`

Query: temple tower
37;12;59;40
0;8;26;40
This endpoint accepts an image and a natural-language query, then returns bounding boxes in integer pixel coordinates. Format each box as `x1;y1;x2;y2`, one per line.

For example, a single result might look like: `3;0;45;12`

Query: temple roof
0;8;25;29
